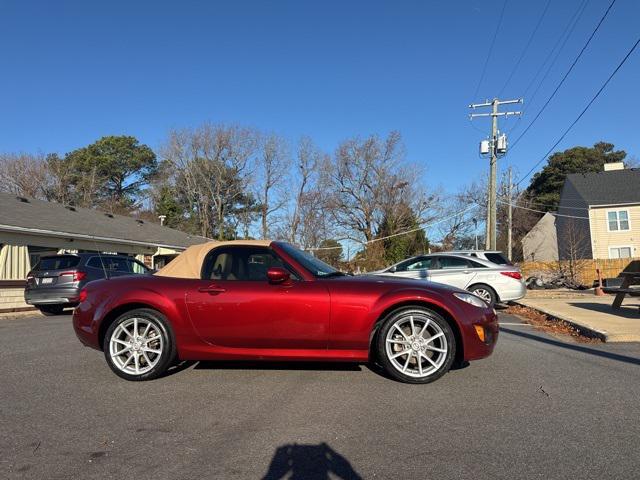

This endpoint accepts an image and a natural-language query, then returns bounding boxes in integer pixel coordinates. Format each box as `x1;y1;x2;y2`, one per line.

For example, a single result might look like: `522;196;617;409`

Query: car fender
367;286;468;352
88;283;194;350
100;287;188;327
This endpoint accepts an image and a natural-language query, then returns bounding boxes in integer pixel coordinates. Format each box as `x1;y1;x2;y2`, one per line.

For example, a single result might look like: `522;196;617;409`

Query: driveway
1;312;639;479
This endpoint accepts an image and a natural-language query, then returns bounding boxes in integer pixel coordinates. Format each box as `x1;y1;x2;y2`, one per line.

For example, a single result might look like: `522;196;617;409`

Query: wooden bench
602;287;640;296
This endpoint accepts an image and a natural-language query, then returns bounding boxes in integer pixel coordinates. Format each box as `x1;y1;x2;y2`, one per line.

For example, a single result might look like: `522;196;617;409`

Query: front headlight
453;292;488;308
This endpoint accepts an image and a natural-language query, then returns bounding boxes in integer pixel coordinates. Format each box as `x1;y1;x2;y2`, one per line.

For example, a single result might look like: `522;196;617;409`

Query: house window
609;246;632;259
607;210;630;231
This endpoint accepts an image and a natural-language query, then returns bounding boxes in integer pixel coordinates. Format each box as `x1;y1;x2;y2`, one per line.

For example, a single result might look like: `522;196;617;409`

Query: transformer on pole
469;98;522;250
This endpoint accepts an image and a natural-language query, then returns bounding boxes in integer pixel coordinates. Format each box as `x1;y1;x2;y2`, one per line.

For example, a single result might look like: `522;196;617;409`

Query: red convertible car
73;240;498;384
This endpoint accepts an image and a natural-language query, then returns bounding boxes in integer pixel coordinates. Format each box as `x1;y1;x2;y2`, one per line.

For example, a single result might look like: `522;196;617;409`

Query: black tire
38;305;64;316
103;308;177;381
375;307;456;384
468;284;497;308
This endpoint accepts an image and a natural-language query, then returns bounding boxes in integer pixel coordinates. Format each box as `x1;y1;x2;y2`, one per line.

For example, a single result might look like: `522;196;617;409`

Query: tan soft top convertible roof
154;240;272;279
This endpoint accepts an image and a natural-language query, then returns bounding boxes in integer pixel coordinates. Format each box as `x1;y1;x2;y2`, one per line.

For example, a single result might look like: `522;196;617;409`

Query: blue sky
1;0;638;193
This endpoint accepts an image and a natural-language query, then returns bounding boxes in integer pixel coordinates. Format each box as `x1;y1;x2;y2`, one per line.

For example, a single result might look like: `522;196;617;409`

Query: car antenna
91;236;110;280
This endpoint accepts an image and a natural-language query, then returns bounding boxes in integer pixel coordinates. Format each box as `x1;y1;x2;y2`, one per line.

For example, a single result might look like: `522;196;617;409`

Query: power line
307;204;479;251
504;0;591;137
519;199;589;211
509;0;617;151
497;200;589;219
517;34;640;187
521;0;590;103
498;0;552;97
471;0;508;102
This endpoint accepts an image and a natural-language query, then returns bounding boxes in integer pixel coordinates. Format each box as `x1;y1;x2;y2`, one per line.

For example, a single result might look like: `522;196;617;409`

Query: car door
427;256;477;289
392;257;433;281
185;246;330;350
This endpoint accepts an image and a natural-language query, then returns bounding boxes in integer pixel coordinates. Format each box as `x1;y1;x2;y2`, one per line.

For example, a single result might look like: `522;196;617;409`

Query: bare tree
256;134;290;239
273;137;335;248
327;131;433;246
288;137;320;242
0;153;49;198
43;154;74;205
161;123;258;239
436;185;477;250
557;218;591;286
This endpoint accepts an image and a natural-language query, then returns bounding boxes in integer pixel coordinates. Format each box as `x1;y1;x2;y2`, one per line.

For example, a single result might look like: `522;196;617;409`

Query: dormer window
607;210;630;231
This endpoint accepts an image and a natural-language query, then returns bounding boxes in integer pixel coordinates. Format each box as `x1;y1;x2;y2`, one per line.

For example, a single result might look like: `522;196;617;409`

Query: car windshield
277;242;342;278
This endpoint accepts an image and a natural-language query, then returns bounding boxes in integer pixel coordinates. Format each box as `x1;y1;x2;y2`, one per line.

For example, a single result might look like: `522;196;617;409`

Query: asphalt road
1;312;640;480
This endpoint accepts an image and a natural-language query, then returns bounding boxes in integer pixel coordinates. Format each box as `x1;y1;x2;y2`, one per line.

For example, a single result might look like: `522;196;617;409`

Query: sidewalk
515;289;640;342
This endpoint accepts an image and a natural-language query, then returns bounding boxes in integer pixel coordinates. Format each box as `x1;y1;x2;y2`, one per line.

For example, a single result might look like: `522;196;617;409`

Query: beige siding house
0;192;208;312
588;205;640;259
557;163;640;260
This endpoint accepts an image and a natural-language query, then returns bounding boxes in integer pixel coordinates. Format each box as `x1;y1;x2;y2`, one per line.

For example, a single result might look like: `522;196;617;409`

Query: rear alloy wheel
468;284;496;307
103;308;176;381
376;307;455;384
38;305;64;316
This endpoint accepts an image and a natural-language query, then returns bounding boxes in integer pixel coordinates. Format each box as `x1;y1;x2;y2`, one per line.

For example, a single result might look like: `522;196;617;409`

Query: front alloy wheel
104;308;175;381
376;307;455;384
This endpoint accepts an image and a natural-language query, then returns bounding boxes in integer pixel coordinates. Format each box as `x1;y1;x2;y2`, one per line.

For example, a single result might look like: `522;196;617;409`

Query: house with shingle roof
0;192;209;311
556;162;640;260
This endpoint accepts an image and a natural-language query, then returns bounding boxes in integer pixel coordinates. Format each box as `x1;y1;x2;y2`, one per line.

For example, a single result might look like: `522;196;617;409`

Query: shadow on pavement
262;442;362;480
500;326;640;366
194;360;362;372
163;360;198;377
168;357;468;381
568;302;640;319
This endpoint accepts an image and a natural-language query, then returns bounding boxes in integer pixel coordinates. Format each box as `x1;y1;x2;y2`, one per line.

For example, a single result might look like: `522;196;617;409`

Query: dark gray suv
25;253;151;315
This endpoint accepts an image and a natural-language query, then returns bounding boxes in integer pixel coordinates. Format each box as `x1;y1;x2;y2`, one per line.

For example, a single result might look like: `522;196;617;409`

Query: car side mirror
267;267;291;285
388;266;397;273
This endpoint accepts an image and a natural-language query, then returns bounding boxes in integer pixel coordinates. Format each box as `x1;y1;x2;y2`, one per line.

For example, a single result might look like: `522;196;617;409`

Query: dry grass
505;304;602;343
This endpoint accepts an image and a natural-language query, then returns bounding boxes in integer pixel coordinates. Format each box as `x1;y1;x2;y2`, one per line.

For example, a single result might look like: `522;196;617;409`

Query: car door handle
198;285;226;294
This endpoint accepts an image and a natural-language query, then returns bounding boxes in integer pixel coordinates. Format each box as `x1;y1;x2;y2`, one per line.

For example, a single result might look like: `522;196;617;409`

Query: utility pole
507;166;513;261
469;98;522;250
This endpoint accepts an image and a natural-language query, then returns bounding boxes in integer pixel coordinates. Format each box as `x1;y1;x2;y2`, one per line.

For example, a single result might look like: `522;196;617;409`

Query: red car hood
326;274;465;294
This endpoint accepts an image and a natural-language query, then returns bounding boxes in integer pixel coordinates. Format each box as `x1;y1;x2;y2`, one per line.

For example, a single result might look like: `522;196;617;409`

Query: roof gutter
0;224;190;251
587;202;640;208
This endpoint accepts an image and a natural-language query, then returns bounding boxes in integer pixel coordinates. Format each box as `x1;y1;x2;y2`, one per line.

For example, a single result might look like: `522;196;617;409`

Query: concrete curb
513;300;610;342
0;309;40;320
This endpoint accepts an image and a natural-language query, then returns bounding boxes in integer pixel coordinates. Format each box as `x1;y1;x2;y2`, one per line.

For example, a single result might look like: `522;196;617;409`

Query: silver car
374;253;526;307
447;250;512;266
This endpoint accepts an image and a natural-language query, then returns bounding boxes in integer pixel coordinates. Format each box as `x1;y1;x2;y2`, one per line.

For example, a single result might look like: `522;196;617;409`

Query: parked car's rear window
485;252;512;265
35;255;80;270
468;259;488;268
437;256;470;269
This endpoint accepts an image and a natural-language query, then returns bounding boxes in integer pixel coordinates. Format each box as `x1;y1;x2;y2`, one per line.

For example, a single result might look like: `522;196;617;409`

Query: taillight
78;289;88;303
500;271;522;280
60;271;87;281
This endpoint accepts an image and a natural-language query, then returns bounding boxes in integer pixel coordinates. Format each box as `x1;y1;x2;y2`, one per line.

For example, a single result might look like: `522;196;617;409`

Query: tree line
0;125;439;269
1;128;632;267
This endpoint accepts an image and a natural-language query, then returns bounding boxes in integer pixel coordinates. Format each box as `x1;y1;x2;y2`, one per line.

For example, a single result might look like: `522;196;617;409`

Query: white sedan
373;253;526;307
